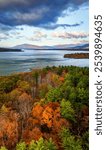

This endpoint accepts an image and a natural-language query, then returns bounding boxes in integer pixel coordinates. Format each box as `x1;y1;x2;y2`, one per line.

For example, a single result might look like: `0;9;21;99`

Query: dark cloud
0;23;24;32
0;23;13;32
39;22;83;30
0;0;88;28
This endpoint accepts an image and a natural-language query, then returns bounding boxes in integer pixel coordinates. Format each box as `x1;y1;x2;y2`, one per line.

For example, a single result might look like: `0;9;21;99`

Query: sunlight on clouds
0;0;89;47
52;31;89;39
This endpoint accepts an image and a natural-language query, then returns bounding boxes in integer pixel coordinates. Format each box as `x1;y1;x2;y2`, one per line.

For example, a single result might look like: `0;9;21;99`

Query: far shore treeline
0;47;22;52
0;47;89;52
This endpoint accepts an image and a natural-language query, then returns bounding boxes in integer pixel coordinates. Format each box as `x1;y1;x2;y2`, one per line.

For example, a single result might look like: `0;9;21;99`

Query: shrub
45;138;57;150
17;81;31;93
16;142;26;150
31;138;57;150
0;104;9;113
82;131;89;150
0;78;15;93
9;89;22;101
0;92;9;103
60;128;82;150
65;73;81;87
60;99;75;121
0;146;8;150
77;76;89;89
28;140;36;150
77;88;89;105
38;83;49;99
46;88;62;102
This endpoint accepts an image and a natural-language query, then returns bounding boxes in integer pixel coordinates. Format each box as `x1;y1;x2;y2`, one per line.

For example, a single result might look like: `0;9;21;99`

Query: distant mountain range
12;43;89;50
74;44;89;49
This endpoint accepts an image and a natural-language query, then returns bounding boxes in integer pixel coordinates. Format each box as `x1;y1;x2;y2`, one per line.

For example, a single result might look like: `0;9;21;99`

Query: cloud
39;22;83;30
52;31;89;39
0;0;88;27
0;23;13;32
16;36;24;39
0;24;24;41
0;33;12;41
28;31;47;41
0;23;24;33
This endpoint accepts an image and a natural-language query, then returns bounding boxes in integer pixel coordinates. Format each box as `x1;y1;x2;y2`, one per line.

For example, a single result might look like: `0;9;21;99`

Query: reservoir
0;49;89;75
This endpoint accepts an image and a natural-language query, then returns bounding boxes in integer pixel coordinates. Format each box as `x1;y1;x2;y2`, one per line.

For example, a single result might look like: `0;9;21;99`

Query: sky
0;0;89;47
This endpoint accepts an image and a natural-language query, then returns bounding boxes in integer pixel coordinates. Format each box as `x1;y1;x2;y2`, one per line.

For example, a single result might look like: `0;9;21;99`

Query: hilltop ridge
12;43;89;50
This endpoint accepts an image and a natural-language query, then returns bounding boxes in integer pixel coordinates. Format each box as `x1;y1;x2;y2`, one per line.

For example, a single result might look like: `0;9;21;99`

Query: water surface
0;49;89;75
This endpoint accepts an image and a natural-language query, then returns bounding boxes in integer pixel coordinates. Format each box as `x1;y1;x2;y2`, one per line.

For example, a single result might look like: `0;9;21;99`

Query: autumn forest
0;66;89;150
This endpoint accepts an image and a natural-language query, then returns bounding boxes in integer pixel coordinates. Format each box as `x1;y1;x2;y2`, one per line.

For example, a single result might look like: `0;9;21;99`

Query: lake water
0;49;89;75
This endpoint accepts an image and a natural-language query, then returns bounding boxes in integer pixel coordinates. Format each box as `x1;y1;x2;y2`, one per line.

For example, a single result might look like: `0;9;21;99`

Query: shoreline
0;65;89;77
21;48;89;51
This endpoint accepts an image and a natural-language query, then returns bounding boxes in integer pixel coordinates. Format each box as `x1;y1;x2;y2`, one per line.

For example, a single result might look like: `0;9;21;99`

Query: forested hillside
0;66;89;150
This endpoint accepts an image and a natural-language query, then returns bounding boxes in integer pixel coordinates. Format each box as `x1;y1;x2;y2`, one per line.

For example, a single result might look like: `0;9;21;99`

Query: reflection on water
0;49;89;75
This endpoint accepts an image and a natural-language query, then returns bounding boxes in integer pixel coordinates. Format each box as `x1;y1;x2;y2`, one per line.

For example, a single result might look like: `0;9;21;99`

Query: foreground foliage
0;66;89;150
60;128;82;150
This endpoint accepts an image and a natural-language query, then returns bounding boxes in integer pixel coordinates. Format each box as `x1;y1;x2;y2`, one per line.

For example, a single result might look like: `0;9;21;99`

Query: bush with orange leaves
32;102;69;131
22;127;43;145
0;110;20;149
22;102;69;147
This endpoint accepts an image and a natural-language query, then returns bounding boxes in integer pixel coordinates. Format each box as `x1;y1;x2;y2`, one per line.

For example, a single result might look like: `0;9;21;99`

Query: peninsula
64;53;89;59
0;47;22;52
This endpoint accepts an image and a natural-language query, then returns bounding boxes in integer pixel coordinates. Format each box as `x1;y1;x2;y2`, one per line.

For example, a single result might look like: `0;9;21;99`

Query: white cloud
52;31;89;39
27;31;47;41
